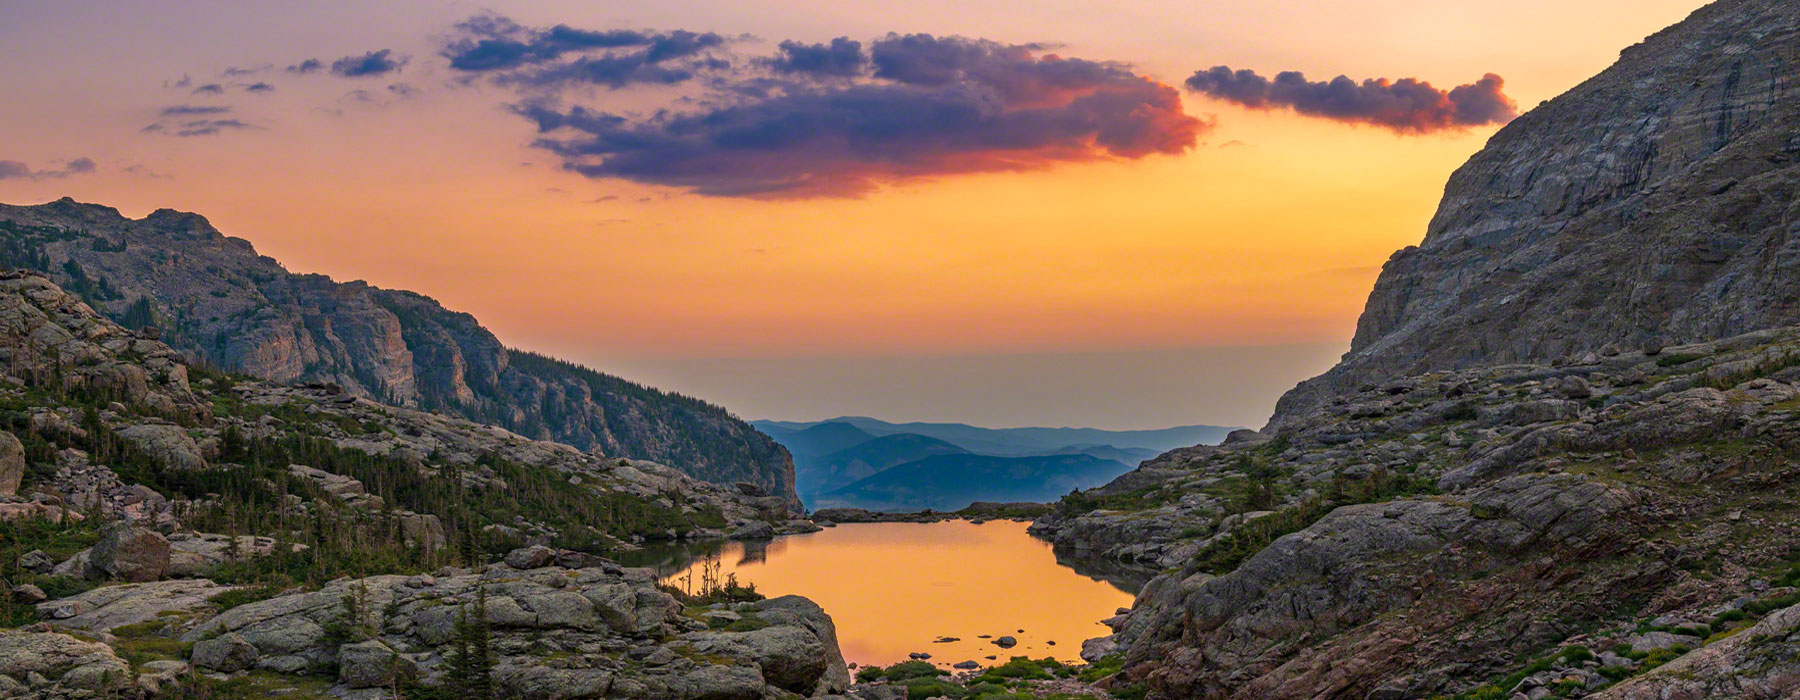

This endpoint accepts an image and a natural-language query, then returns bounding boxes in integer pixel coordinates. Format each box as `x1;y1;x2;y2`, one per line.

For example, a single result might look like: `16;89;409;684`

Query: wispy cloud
143;106;258;137
0;157;97;180
330;49;408;77
1184;67;1518;133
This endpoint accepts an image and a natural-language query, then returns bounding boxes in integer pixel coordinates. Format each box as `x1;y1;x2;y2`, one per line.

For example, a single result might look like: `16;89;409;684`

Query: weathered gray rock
0;431;23;497
191;632;258;673
88;521;170;582
36;578;237;632
118;423;207;471
19;549;53;574
1591;603;1800;699
730;520;775;539
337;639;415;689
0;629;131;692
175;565;846;699
504;545;557;570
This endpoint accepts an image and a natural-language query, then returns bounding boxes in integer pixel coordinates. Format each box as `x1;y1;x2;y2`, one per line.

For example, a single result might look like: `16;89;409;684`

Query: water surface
618;520;1138;668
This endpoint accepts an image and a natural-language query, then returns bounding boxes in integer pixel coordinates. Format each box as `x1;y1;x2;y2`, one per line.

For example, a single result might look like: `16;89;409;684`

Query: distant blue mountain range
752;417;1238;511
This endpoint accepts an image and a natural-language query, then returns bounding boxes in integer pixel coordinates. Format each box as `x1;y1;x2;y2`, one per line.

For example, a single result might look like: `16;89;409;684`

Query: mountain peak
1272;0;1800;425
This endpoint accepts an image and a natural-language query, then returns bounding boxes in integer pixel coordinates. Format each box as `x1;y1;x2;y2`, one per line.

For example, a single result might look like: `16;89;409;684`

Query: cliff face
1274;0;1800;425
1033;2;1800;698
0;200;797;503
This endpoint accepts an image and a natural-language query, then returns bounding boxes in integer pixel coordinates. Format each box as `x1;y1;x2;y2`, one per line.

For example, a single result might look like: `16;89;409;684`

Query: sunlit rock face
1274;0;1800;425
0;199;797;503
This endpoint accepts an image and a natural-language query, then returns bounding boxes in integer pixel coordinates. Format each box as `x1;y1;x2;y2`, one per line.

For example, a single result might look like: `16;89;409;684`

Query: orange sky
0;0;1712;428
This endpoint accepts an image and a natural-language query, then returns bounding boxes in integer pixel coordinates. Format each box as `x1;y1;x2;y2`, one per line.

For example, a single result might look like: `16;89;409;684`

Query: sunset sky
0;0;1709;429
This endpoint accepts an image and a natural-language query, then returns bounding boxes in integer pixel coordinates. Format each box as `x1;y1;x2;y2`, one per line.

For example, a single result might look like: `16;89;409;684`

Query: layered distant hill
818;453;1138;512
754;417;1234;510
0;199;797;502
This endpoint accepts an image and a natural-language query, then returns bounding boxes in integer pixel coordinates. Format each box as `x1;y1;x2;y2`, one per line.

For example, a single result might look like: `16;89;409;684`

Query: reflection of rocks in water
1051;546;1153;595
613;539;732;577
738;538;770;565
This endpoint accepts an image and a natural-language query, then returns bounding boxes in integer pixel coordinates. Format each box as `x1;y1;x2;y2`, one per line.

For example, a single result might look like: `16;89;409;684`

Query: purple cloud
1184;66;1519;133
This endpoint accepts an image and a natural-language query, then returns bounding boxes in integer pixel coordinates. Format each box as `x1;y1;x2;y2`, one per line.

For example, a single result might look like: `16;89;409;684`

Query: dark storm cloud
330;49;408;77
193;83;225;94
1183;66;1519;133
286;58;324;74
244;82;276;93
516;33;1206;198
765;38;867;77
0;157;98;180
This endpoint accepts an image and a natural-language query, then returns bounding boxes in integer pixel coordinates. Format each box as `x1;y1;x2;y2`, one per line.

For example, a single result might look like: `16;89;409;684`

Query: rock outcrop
0;629;133;696
1037;3;1800;696
1041;324;1800;698
1273;0;1800;425
0;202;797;503
177;552;849;699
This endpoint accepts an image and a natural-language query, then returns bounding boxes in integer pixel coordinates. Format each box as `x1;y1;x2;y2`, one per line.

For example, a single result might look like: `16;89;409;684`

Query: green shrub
855;666;884;683
1078;655;1126;683
902;678;964;700
975;657;1057;681
885;660;948;682
209;583;289;612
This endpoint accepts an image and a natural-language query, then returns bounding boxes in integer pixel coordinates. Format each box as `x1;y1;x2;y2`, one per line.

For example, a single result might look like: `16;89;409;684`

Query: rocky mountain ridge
0;200;797;504
1035;1;1800;697
0;268;847;699
1273;0;1800;425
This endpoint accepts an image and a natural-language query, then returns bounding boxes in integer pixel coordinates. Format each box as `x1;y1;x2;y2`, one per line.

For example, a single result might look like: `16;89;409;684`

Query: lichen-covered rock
337;639;415;689
1591;603;1800;699
176;559;847;699
0;432;23;497
0;629;131;693
191;632;258;673
87;522;169;582
35;579;237;632
117;422;206;471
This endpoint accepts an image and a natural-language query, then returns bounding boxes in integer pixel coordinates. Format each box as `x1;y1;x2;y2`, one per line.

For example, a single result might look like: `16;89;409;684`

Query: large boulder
338;639;416;689
191;632;258;673
88;522;170;582
0;431;24;497
683;595;849;696
0;629;131;692
117;423;206;471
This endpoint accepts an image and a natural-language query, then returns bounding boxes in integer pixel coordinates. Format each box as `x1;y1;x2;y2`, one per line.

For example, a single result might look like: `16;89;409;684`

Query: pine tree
444;586;494;700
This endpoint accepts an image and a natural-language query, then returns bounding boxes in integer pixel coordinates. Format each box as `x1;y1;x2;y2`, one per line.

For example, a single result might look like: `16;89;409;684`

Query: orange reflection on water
655;520;1136;669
